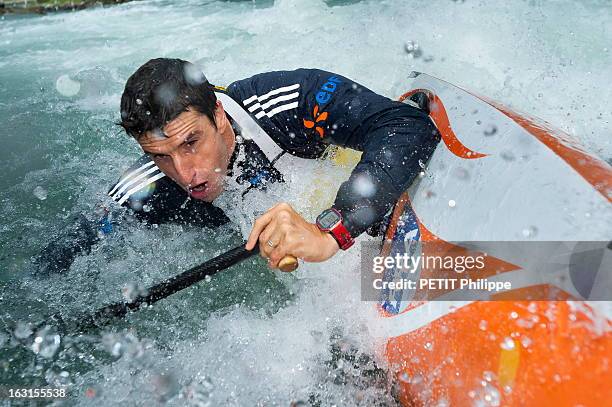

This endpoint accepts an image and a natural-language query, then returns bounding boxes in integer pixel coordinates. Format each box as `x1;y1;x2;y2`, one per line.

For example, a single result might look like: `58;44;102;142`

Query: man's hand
245;203;340;269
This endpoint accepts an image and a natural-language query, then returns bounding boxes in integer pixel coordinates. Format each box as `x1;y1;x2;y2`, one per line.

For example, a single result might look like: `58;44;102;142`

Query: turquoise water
1;0;611;405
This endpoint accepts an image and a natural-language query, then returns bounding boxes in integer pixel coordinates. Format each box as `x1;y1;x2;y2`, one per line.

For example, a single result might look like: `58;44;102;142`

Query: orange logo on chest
303;105;328;138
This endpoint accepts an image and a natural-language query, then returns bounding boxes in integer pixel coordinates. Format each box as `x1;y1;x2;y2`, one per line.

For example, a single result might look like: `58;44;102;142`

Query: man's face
138;101;235;202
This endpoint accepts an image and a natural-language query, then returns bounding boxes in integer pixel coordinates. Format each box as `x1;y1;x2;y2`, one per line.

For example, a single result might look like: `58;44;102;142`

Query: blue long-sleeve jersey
107;68;439;238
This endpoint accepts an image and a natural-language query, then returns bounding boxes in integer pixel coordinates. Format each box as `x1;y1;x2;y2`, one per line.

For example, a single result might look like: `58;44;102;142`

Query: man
37;58;439;273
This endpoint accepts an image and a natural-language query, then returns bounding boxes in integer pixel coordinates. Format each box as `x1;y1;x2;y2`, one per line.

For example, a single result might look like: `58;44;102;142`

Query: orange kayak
374;73;612;406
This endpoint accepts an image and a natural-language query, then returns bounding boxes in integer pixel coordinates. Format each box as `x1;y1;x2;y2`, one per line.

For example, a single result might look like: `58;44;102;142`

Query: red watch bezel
316;208;354;250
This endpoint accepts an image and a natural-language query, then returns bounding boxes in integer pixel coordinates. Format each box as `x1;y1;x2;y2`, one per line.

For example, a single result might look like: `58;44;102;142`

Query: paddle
48;245;298;334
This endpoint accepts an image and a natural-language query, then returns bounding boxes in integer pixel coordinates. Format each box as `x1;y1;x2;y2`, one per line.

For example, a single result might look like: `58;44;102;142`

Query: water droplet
55;74;80;97
121;282;145;302
102;332;147;360
521;226;538;238
479;320;488;331
14;321;33;339
352;174;377;198
183;63;207;86
31;326;61;359
146;111;151;116
154;82;178;107
500;337;516;350
448;199;456;208
404;41;423;58
481;382;501;406
45;369;72;386
520;336;532;348
102;334;123;357
214;167;222;173
483;371;495;382
136;98;143;105
424;342;433;351
527;302;537;313
33;186;48;200
204;275;212;283
483;124;498;136
516;318;535;329
510;311;519;319
149;127;165;140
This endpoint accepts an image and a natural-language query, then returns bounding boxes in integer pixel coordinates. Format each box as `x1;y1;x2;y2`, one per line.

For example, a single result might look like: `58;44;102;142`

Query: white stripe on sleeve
242;83;300;107
117;172;166;205
111;165;162;200
108;160;156;196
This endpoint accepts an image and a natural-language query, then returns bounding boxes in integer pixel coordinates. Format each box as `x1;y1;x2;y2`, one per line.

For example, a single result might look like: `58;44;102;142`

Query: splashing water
1;0;611;405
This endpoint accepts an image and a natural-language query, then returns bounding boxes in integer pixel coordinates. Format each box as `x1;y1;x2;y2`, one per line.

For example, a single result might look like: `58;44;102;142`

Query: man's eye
186;139;197;147
153;154;169;160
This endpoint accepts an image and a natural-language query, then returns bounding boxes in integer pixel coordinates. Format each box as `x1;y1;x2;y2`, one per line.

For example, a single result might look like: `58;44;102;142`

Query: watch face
318;209;341;229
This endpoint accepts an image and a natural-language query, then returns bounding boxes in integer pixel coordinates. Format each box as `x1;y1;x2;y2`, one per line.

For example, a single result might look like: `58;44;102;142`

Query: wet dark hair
118;58;217;139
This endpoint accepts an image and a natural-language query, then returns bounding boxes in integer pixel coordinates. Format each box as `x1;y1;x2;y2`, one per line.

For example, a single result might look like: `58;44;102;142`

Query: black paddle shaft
51;244;259;333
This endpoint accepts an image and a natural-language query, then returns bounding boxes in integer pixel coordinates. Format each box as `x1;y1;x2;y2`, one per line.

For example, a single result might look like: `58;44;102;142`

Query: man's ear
214;99;227;130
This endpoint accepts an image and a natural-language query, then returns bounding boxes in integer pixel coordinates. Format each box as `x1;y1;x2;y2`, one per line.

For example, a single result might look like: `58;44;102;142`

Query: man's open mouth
188;182;208;198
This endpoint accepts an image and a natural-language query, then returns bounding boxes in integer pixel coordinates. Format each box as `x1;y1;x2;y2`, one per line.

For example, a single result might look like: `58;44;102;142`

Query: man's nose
173;156;195;186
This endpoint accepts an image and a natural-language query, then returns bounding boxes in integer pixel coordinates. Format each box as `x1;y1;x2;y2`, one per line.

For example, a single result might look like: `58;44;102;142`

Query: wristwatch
316;208;354;250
